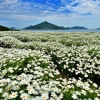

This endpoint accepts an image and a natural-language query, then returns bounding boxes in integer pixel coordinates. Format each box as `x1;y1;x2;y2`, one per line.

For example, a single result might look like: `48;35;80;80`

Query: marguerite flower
41;91;49;100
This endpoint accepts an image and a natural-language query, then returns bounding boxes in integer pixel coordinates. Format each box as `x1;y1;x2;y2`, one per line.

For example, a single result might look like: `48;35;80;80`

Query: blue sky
0;0;100;29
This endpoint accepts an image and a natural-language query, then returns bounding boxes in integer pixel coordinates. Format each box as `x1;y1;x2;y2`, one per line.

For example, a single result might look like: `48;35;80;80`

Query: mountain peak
43;21;48;23
24;21;65;29
39;21;52;25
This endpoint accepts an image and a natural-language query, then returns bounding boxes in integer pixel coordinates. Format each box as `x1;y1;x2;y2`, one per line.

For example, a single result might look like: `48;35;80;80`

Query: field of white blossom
0;31;100;100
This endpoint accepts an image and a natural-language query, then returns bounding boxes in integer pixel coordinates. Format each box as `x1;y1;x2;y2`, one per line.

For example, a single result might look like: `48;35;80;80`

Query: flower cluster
0;31;99;100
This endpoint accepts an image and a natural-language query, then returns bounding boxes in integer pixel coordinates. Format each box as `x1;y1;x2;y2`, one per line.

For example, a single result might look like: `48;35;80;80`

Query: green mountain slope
24;21;66;29
0;25;11;31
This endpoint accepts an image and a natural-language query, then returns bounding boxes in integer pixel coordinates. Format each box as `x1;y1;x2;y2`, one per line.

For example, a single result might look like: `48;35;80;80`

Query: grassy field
0;31;100;100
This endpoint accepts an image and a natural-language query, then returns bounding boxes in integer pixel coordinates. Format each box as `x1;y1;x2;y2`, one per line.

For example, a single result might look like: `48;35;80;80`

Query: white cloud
2;0;18;4
1;0;100;17
0;0;57;16
0;0;100;28
65;0;100;15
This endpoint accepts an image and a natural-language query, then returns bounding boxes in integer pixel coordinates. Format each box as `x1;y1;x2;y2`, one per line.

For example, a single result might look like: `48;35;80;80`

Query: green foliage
0;25;10;31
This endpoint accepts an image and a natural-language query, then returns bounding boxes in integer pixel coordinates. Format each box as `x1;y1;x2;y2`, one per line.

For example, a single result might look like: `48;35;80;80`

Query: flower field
0;31;100;100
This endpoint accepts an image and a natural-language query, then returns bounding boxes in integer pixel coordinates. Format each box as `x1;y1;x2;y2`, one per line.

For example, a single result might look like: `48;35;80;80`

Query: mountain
24;21;66;29
10;27;20;31
10;27;17;30
24;21;88;30
96;28;100;29
0;25;10;31
69;26;87;29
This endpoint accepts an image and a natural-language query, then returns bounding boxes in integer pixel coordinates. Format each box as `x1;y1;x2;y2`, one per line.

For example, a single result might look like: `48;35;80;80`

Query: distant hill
0;25;10;31
69;26;87;29
10;27;17;30
24;21;88;30
10;27;20;31
97;28;100;29
24;21;66;29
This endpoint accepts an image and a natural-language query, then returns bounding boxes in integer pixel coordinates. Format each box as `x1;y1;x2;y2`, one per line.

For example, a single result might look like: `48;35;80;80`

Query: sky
0;0;100;29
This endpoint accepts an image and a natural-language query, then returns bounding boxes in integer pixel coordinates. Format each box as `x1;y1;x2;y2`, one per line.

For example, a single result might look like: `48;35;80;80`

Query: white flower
31;96;42;100
32;81;38;87
20;80;27;85
88;98;92;100
44;71;48;74
84;74;88;77
20;73;27;78
55;70;60;75
75;91;81;95
90;90;93;93
24;68;28;71
93;83;98;88
12;85;20;90
49;97;55;100
3;92;8;97
2;69;7;76
41;91;49;100
51;92;57;98
6;78;11;83
10;92;18;98
0;88;3;93
81;90;87;95
34;71;39;74
72;94;78;99
83;86;90;91
20;93;29;100
58;93;63;99
12;80;18;86
27;85;37;95
94;97;100;100
49;73;54;78
18;51;22;54
3;92;11;99
8;67;14;73
64;65;67;69
27;64;31;68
